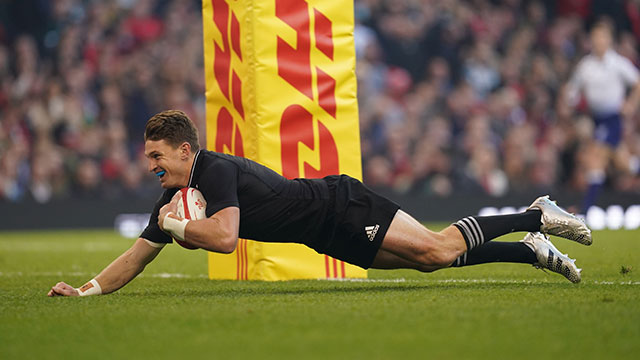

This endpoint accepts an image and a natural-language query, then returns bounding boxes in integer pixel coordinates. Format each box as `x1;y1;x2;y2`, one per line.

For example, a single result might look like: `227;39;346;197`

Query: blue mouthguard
156;170;166;177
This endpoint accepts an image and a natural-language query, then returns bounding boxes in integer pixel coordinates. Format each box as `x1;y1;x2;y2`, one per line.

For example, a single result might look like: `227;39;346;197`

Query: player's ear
179;142;191;160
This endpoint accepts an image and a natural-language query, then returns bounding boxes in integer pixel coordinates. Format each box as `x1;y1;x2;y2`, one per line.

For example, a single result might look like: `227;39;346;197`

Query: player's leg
372;210;466;269
372;242;536;271
374;208;543;270
451;234;582;283
372;242;537;270
449;241;536;267
582;113;621;214
370;248;441;272
375;194;591;271
372;232;582;283
581;141;610;214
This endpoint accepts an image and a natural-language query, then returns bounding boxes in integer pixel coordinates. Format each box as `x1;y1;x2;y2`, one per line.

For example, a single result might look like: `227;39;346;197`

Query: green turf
1;226;639;360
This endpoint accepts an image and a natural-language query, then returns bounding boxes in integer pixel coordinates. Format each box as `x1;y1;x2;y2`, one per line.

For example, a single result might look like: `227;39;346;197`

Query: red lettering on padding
315;67;336;118
232;70;244;119
216;107;234;153
212;0;230;100
215;107;244;156
276;0;313;99
280;104;339;179
314;9;333;60
234;122;244;157
231;11;242;60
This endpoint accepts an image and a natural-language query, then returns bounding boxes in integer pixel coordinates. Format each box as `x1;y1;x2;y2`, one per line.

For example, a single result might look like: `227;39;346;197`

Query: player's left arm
47;237;163;297
159;191;239;253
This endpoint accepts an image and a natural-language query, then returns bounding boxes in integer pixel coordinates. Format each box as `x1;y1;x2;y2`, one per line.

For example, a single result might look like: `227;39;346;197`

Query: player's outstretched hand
47;281;79;297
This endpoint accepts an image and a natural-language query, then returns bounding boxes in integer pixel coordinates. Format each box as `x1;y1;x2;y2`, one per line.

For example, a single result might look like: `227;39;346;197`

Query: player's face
591;27;611;57
144;139;191;189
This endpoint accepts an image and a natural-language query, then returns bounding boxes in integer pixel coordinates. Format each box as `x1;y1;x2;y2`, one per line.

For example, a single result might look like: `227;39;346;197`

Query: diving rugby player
48;111;592;297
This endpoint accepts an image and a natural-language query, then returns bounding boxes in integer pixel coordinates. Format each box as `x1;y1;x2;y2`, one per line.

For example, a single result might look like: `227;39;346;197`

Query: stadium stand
0;0;638;204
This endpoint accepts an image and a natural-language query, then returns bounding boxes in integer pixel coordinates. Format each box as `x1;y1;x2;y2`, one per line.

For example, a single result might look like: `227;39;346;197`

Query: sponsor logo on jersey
365;225;380;242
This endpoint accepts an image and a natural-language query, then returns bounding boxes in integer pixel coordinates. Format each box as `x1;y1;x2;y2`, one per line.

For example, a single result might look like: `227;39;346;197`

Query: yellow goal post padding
202;0;365;280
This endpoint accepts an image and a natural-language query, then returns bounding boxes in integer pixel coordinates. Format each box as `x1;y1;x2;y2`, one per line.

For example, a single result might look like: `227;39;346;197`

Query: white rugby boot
521;232;582;284
527;195;592;246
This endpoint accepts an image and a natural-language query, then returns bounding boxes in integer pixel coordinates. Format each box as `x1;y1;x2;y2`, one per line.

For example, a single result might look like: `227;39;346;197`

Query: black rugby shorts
313;175;400;269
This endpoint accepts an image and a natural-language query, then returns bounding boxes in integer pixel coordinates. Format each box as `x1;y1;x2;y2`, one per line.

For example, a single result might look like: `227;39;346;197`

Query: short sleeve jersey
140;150;331;246
568;50;640;113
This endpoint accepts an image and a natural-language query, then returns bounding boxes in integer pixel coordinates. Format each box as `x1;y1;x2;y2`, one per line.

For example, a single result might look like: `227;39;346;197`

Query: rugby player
48;110;592;297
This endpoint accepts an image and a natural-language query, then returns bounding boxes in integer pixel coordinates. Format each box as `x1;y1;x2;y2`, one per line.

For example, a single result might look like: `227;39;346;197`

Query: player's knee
413;245;457;269
415;264;440;273
419;234;460;268
428;249;457;268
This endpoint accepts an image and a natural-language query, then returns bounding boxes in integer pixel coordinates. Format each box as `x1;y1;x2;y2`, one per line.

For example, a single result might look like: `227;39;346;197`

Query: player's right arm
47;237;162;297
565;60;586;108
557;60;586;119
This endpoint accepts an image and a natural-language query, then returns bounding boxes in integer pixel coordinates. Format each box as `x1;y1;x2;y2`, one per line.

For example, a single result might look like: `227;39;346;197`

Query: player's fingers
51;283;64;295
53;286;78;297
49;287;62;296
161;201;179;218
52;282;75;295
168;201;178;213
159;203;168;213
55;281;74;290
56;282;73;291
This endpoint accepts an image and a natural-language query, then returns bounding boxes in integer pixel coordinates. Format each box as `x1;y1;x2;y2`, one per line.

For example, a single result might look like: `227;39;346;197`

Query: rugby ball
174;187;207;249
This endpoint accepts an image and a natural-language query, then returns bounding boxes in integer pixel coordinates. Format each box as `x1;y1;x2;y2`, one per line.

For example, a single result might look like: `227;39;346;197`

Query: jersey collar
187;150;202;188
591;49;615;63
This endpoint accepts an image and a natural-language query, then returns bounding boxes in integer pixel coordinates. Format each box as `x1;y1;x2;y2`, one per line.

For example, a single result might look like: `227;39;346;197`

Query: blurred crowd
1;0;640;203
356;0;640;197
0;0;205;202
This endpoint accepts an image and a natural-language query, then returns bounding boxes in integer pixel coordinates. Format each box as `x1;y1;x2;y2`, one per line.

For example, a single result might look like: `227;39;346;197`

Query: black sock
453;210;542;251
451;242;537;267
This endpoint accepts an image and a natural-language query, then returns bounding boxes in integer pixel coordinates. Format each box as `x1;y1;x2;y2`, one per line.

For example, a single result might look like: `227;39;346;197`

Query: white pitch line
1;271;639;285
435;279;640;285
0;271;91;277
321;278;640;285
324;278;407;283
0;271;208;279
149;273;208;279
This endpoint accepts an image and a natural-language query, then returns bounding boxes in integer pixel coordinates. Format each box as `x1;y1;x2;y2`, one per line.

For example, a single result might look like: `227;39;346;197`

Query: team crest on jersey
365;225;380;242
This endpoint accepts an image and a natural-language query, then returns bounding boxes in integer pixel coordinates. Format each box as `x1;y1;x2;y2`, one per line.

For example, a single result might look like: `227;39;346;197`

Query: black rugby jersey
141;150;332;246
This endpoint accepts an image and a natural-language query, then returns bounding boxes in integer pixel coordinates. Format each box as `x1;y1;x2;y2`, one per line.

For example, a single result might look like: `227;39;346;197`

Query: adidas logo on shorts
365;225;380;242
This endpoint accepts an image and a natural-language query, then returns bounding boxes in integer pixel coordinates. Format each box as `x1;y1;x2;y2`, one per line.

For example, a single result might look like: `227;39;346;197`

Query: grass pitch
1;226;639;360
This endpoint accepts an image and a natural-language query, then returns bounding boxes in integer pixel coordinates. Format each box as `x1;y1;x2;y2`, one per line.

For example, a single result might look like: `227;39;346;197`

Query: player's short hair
144;110;200;152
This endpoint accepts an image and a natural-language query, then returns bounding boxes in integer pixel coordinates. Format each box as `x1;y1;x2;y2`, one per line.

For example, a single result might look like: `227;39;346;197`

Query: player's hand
158;192;181;229
47;282;79;297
